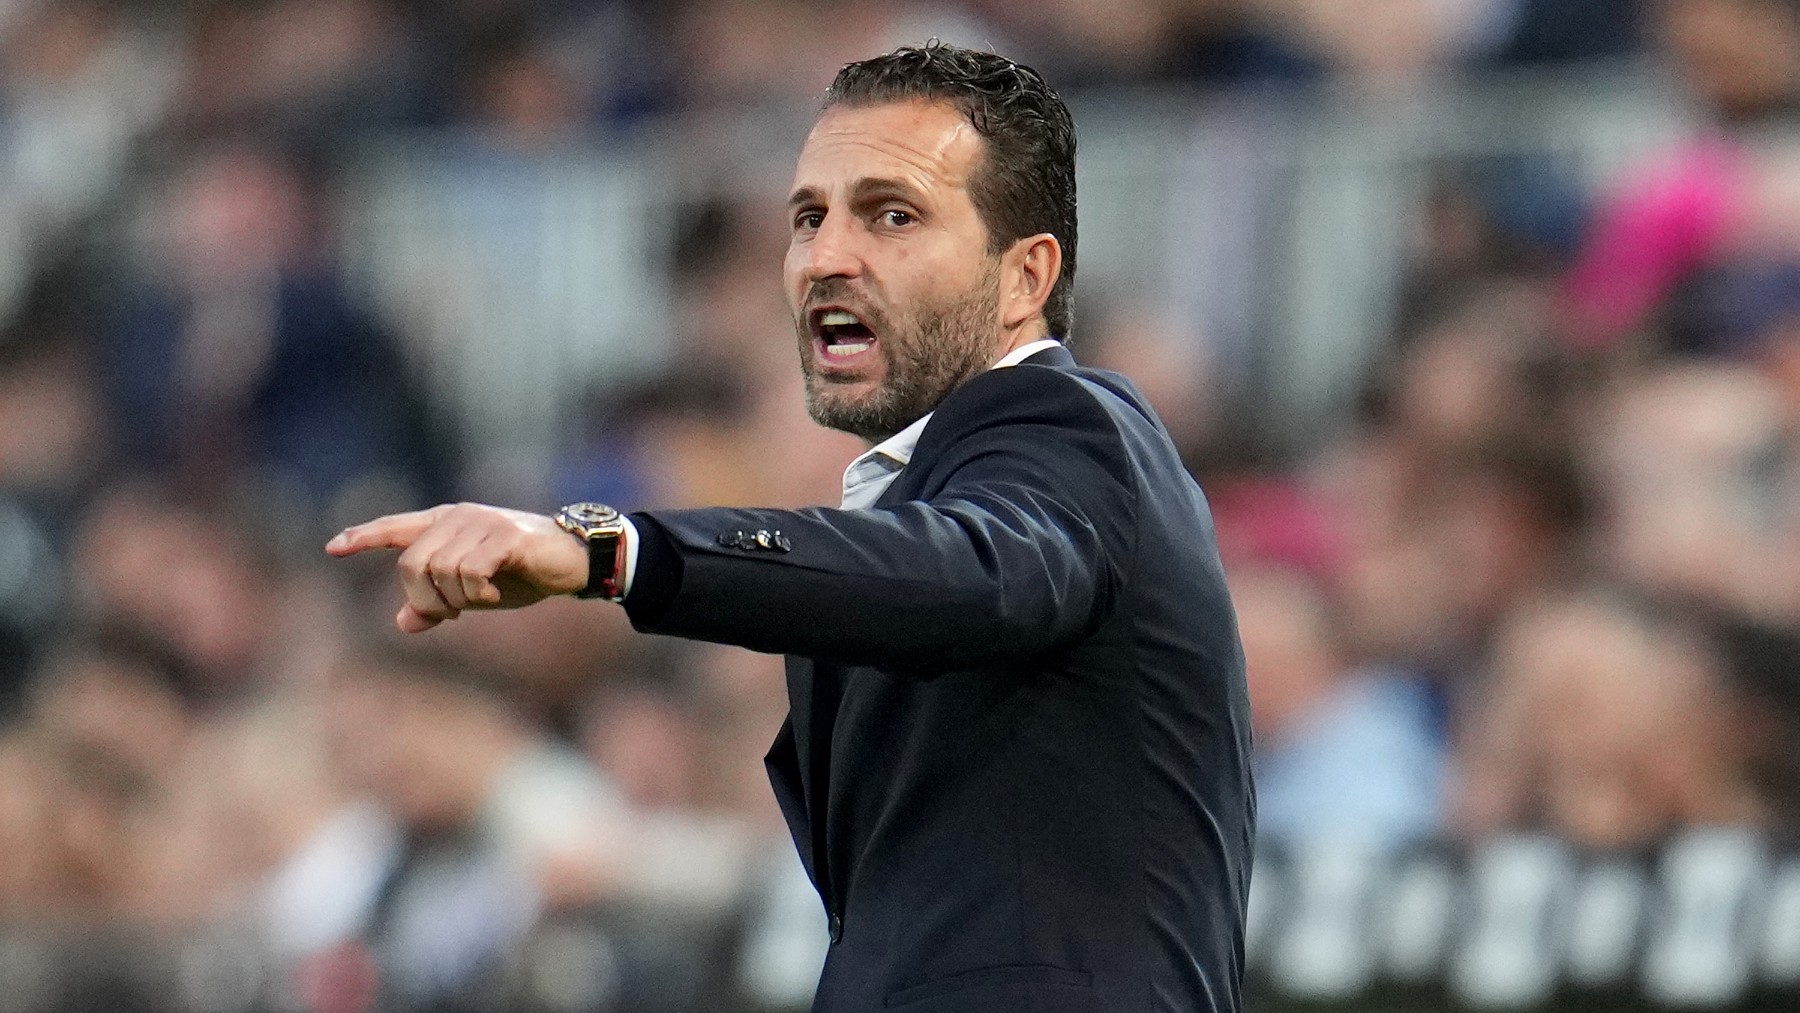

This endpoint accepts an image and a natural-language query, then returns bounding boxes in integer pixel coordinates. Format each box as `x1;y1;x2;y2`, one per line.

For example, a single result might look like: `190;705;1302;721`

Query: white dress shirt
617;338;1063;596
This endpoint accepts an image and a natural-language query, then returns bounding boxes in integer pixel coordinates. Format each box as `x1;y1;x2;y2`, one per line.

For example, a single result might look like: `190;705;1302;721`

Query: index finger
325;506;448;557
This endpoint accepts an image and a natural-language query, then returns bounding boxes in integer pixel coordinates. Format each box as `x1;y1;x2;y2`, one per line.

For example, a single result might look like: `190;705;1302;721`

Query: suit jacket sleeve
622;364;1142;672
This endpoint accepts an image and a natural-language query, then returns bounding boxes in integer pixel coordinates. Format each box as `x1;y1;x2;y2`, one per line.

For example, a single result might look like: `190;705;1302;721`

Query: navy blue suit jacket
625;344;1255;1013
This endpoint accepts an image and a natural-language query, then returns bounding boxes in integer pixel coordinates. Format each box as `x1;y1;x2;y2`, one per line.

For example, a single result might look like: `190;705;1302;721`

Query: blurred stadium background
2;0;1800;1010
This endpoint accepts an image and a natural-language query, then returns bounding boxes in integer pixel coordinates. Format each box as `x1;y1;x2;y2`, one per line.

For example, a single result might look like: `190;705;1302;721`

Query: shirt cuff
618;516;640;599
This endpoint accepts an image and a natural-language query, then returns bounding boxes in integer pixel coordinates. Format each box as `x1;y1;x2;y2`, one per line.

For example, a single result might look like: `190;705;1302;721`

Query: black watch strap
574;528;625;600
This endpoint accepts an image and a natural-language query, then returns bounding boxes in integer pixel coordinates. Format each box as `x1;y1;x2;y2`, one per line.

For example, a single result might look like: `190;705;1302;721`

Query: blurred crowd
1;0;1800;1011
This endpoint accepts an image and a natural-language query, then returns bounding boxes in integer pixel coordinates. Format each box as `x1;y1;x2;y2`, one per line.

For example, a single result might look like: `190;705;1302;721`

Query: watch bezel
557;502;623;535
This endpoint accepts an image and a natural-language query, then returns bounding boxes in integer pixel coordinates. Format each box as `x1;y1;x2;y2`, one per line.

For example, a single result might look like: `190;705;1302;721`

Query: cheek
782;248;808;306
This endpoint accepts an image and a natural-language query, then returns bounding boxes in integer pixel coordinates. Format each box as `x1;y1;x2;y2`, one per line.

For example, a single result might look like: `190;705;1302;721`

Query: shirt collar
840;338;1065;501
992;337;1063;370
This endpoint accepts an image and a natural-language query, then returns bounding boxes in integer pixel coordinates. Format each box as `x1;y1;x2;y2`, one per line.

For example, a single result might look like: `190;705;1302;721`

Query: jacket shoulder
912;358;1157;465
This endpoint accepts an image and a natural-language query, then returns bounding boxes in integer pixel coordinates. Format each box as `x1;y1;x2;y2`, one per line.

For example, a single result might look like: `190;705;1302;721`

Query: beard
796;262;1002;443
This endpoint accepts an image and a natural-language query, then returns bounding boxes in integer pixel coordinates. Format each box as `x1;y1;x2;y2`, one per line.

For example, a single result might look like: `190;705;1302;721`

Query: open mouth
810;307;878;362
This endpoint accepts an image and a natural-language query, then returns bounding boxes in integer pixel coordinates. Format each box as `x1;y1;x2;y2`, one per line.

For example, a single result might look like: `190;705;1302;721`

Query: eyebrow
786;177;930;209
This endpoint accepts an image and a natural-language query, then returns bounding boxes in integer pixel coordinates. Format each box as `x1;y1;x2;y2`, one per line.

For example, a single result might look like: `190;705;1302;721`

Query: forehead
791;99;985;196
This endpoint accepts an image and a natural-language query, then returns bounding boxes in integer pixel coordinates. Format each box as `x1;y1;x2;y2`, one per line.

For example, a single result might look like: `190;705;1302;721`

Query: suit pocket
883;964;1094;1010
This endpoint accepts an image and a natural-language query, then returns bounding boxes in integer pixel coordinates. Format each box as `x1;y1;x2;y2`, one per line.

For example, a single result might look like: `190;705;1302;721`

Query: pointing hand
327;503;590;633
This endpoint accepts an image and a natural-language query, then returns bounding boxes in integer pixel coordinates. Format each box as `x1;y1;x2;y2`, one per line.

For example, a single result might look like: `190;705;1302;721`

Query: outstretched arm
329;365;1140;669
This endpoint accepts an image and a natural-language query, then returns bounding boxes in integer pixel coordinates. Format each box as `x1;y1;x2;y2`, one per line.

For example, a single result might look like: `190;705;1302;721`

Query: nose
798;210;864;283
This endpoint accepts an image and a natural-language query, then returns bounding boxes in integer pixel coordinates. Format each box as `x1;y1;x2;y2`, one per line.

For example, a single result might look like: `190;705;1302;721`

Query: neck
992;324;1052;366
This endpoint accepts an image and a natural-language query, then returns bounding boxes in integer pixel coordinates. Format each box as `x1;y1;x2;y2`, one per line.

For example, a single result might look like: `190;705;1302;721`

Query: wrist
554;503;629;601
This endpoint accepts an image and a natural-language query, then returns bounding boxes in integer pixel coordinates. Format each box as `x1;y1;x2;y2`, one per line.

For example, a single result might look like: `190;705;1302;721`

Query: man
330;42;1255;1013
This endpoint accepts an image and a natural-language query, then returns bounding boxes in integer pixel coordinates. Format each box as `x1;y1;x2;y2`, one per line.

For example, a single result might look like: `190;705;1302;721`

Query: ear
1001;233;1063;333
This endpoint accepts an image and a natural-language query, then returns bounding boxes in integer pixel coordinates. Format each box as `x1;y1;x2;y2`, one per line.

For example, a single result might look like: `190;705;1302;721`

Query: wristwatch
554;502;629;601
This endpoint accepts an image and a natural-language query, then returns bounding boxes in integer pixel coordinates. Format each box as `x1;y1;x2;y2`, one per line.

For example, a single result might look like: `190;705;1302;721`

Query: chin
807;393;867;427
808;375;877;410
806;388;896;441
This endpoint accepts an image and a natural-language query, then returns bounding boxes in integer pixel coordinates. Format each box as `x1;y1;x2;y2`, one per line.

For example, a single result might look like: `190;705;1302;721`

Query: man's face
785;99;1006;442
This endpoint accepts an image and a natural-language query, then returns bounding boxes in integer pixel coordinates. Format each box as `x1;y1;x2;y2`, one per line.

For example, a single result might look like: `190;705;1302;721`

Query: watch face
561;503;619;528
558;500;622;539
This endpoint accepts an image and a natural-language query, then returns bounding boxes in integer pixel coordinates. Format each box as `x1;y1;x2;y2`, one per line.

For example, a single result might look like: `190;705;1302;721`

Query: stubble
798;263;1002;443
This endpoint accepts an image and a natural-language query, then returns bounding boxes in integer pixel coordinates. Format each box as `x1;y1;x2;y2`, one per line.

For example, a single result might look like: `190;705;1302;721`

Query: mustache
802;280;885;323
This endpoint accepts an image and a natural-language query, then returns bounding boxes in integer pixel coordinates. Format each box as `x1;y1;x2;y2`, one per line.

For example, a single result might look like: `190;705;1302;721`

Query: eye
794;209;824;231
880;208;915;227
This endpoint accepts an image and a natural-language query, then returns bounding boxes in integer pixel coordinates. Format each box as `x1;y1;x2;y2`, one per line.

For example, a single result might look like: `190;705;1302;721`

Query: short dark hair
825;42;1078;340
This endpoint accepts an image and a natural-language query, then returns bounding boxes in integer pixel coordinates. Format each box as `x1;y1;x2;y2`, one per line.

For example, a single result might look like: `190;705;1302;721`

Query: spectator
1453;589;1765;848
101;143;449;519
68;482;296;702
0;732;67;918
1561;0;1800;349
1231;562;1448;847
321;640;625;1007
1583;362;1800;618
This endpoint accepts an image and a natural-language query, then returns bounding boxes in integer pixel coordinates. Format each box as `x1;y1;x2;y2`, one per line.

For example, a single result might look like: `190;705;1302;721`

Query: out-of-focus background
2;0;1800;1010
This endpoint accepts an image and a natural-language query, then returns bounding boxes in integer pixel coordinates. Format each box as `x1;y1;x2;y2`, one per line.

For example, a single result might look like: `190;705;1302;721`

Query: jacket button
828;913;843;944
771;532;791;552
717;531;740;548
754;530;773;549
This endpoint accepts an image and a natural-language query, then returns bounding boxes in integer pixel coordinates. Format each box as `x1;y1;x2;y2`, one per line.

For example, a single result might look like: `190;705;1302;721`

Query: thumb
396;604;447;634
